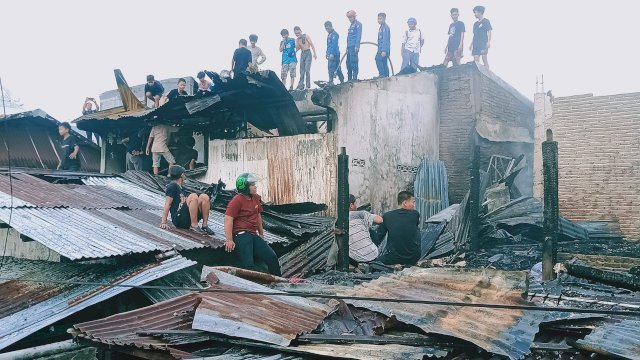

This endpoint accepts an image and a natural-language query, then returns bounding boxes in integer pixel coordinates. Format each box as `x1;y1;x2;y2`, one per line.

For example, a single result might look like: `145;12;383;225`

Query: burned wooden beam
565;261;640;292
542;129;559;280
336;147;350;271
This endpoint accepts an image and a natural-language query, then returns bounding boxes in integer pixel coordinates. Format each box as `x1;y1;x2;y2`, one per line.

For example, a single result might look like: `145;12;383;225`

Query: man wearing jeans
294;26;317;90
401;18;424;71
345;10;362;81
224;173;281;276
324;21;344;85
375;12;391;78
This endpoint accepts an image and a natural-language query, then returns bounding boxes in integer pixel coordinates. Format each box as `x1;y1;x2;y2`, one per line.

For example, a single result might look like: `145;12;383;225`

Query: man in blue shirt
144;75;164;108
376;12;391;78
279;29;298;91
443;8;466;67
345;10;362;81
324;21;344;85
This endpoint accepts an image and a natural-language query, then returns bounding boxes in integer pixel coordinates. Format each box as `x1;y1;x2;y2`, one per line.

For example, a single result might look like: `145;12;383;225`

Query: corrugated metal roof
0;255;196;351
414;160;449;228
288;343;447;360
574;319;640;359
192;269;332;346
337;267;589;360
278;229;334;278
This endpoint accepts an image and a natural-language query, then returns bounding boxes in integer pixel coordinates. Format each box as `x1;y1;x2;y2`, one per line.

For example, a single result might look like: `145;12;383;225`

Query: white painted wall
329;72;440;213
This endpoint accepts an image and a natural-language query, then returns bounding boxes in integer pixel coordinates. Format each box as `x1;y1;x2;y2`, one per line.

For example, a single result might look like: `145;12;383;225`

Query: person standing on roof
232;39;253;77
376;191;421;265
324;21;344;85
443;8;466;67
279;29;298;91
345;10;362;81
81;97;99;145
375;12;391;78
470;5;492;69
224;173;281;276
248;34;267;69
122;128;144;171
294;26;317;90
146;123;178;175
160;165;214;235
57;122;81;171
144;75;164;108
401;18;424;72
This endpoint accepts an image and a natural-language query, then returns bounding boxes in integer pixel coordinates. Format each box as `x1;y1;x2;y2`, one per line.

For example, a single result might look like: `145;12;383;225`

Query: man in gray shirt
348;194;383;263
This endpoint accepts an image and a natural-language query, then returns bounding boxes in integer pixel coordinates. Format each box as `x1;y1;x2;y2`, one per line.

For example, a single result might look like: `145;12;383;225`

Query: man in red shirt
224;173;281;276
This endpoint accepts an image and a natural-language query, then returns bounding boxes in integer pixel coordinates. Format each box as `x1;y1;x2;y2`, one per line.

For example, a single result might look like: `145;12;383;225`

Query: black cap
168;165;186;180
349;194;357;204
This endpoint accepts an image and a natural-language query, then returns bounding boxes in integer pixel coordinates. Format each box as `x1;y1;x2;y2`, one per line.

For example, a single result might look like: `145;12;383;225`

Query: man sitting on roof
165;78;189;102
160;165;214;235
224;173;282;276
57;122;81;171
377;191;421;265
349;194;384;265
196;71;213;96
144;74;164;108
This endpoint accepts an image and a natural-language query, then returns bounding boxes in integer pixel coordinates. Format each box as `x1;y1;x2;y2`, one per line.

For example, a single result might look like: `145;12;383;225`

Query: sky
1;0;639;121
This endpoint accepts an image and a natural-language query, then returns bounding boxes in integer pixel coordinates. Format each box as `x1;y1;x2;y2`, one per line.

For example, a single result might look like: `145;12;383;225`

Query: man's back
233;47;252;73
378;208;420;265
349;210;379;263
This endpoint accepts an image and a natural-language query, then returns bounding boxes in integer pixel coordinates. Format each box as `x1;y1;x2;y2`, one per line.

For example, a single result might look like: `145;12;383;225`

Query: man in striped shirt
349;194;383;264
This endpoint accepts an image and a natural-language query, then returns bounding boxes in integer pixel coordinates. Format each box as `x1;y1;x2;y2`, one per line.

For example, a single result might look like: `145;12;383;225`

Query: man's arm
460;31;465;49
69;145;80;159
146;134;154;155
160;196;172;229
355;23;362;51
224;215;236;252
376;221;388;246
257;213;265;238
90;99;99;111
308;36;317;59
188;159;196;170
487;30;492;48
257;49;267;65
279;40;285;52
373;215;383;224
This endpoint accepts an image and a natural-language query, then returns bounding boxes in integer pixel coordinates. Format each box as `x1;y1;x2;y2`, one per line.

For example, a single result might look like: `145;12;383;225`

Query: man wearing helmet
160;165;214;235
224;173;282;276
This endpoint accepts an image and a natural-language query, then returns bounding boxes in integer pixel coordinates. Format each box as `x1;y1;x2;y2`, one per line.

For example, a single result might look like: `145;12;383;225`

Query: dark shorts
445;48;464;62
61;163;80;171
472;44;489;56
172;203;203;229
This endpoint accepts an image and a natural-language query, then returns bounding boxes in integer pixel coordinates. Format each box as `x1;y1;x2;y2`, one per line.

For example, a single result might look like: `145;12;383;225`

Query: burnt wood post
542;129;559;280
469;145;481;250
336;147;350;271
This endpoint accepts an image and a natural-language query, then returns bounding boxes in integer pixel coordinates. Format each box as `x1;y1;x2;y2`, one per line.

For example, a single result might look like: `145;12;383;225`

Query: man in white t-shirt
401;18;424;71
348;194;383;264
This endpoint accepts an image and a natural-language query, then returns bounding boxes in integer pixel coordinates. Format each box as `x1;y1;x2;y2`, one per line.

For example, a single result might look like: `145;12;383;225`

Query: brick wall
549;93;640;239
438;66;475;203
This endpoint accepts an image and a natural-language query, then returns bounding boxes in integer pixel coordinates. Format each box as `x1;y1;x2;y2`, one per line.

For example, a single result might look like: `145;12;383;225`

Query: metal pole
336;147;350;271
469;145;481;250
542;129;559;280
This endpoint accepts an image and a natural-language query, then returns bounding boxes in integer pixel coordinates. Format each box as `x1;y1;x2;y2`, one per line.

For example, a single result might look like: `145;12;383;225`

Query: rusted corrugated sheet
338;267;586;360
574;319;640;359
0;255;196;351
192;269;333;346
204;134;337;216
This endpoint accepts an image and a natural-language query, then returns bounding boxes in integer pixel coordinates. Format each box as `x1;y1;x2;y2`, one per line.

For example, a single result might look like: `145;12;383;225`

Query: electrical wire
0;77;13;273
0;276;639;317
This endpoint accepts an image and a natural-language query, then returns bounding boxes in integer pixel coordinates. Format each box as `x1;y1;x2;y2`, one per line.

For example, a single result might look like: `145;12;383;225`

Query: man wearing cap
349;194;384;265
224;173;281;276
401;18;424;71
345;10;362;81
160;165;214;235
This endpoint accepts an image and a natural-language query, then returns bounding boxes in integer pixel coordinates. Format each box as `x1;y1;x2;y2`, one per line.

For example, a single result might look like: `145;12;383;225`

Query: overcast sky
2;0;639;121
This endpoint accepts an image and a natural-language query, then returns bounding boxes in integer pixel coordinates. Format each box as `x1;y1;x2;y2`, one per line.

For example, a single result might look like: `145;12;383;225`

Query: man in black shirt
57;122;81;171
377;191;421;265
174;136;199;170
166;78;189;102
122;128;144;171
232;39;253;77
443;8;466;67
470;5;493;69
160;165;214;235
144;74;164;108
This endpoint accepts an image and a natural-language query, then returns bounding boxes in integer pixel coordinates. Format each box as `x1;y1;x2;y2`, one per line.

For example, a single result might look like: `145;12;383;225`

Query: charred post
336;147;350;271
542;129;559;280
469;145;481;250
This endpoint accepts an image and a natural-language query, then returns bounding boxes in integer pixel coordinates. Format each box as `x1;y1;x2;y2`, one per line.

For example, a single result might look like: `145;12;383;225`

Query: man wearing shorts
279;29;297;91
470;5;492;69
146;123;178;175
160;165;214;235
443;8;466;67
144;75;164;108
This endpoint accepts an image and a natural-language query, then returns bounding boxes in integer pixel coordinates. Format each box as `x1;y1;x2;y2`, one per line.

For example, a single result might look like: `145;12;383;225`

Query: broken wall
0;229;61;262
328;72;440;214
203;134;337;215
438;64;534;203
534;92;640;239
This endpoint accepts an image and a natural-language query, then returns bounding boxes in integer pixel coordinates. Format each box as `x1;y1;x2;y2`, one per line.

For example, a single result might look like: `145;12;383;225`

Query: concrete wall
328;72;440;213
0;228;61;261
534;92;640;239
99;77;197;110
203;134;337;214
438;64;534;203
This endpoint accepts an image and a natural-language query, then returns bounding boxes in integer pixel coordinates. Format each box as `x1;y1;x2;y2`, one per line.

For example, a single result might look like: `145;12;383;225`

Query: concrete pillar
533;92;553;199
542;129;559;281
336;147;350;271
